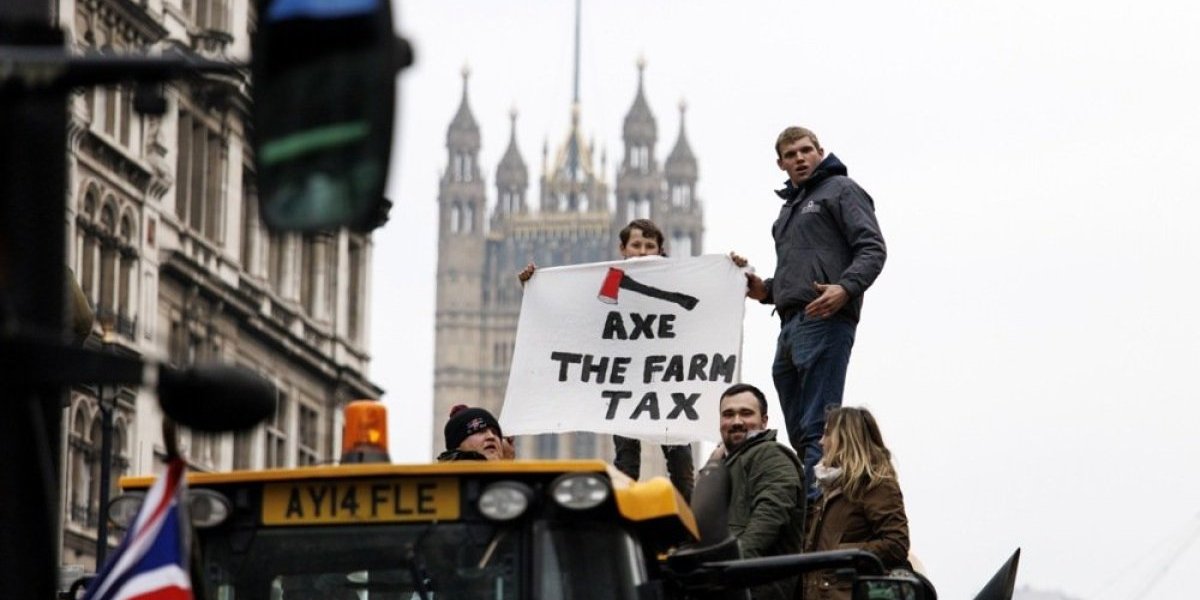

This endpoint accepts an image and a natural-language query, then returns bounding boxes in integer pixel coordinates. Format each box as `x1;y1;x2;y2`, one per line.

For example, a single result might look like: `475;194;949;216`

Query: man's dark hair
618;218;665;251
720;383;768;416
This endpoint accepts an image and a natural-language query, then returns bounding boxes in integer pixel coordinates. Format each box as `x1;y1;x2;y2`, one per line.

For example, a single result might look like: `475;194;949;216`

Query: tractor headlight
108;493;145;529
187;489;232;529
478;481;533;521
550;473;610;510
107;489;231;529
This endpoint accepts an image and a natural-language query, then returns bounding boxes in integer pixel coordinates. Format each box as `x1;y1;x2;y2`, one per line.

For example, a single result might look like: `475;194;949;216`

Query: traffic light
252;0;411;232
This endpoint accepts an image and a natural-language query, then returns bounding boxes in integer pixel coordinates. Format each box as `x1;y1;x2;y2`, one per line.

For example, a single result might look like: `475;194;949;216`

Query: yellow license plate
262;478;460;525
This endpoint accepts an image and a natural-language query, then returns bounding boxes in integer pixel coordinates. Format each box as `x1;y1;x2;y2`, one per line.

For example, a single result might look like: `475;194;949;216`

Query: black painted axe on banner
597;267;699;310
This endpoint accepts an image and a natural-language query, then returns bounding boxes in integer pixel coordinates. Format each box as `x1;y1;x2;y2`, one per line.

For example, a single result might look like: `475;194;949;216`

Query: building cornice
81;0;169;45
77;130;155;198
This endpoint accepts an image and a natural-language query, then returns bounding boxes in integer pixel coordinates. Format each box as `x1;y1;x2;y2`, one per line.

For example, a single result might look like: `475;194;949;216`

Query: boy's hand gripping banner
501;255;746;444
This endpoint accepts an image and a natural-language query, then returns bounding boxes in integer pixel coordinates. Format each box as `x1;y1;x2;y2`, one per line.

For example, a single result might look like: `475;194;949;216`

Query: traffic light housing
252;0;410;232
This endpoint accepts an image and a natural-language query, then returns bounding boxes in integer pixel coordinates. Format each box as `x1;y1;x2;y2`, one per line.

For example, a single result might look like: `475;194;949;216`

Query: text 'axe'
597;267;699;310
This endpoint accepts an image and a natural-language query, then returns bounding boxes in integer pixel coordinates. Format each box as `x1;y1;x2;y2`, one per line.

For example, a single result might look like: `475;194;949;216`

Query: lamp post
95;324;116;566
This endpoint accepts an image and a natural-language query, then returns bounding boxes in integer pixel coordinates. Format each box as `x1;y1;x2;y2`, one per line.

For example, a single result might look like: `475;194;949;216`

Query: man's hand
729;251;749;268
517;262;536;285
804;282;848;318
746;273;768;301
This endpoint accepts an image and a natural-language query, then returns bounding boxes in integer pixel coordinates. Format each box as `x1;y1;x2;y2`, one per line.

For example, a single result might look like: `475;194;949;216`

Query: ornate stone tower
432;68;489;444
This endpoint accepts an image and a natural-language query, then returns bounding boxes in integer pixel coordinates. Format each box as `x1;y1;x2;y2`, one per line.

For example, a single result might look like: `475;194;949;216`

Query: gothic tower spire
572;0;581;105
622;56;658;161
541;0;605;214
614;56;660;231
495;107;528;222
662;98;703;257
566;0;583;186
447;65;480;158
665;98;696;183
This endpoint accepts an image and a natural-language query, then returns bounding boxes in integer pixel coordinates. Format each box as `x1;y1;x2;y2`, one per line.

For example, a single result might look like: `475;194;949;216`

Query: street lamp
94;324;116;566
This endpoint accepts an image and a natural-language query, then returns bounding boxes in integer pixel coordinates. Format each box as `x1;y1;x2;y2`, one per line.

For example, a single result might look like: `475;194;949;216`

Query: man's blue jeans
771;313;856;497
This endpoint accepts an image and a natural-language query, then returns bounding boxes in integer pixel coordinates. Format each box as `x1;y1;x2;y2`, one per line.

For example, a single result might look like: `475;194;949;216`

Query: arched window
80;192;99;301
450;203;461;233
463;203;474;233
118;214;133;244
630;146;650;173
68;405;91;525
98;202;118;318
99;202;116;234
629;146;647;171
462;155;473;182
118;214;137;333
88;416;104;526
112;420;128;490
82;190;97;219
671;185;691;208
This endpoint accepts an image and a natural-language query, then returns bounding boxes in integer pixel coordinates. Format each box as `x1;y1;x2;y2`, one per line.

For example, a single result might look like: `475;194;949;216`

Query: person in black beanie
437;404;504;461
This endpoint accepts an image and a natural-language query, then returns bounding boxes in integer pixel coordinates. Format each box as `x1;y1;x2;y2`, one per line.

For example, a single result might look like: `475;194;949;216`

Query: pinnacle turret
497;107;528;190
447;65;480;153
495;107;528;220
622;56;657;149
665;99;697;182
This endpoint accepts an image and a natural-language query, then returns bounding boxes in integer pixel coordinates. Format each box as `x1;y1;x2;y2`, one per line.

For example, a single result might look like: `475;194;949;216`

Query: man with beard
437;405;504;461
703;383;806;600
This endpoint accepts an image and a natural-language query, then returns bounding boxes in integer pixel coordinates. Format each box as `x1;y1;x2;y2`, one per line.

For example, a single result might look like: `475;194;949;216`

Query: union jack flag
84;457;192;600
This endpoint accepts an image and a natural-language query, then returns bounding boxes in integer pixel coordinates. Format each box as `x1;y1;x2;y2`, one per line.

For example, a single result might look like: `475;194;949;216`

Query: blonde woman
803;406;911;600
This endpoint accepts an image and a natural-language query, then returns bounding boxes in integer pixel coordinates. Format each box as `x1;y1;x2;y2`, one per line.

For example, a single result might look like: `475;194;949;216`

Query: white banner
500;254;747;444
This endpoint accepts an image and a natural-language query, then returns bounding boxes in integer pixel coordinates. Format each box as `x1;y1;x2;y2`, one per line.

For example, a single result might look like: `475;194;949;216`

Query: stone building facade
55;0;381;572
432;61;705;467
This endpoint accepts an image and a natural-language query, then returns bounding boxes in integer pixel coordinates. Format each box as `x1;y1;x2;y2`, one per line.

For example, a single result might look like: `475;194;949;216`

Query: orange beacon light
340;400;390;463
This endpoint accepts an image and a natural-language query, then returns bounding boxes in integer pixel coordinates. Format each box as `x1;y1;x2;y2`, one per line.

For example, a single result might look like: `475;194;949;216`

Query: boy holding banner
517;219;747;502
518;219;694;499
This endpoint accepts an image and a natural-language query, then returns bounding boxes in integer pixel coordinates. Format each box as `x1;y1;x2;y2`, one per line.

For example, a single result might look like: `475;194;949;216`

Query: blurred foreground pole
0;0;68;596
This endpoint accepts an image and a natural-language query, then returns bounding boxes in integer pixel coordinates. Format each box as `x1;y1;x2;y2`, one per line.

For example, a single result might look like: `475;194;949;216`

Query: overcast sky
370;2;1200;598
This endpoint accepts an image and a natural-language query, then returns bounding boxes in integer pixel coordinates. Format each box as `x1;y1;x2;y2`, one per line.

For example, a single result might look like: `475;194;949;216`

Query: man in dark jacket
746;126;886;498
701;383;805;600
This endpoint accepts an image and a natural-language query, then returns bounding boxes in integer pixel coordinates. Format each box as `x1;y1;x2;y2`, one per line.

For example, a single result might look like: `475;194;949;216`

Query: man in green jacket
705;383;806;600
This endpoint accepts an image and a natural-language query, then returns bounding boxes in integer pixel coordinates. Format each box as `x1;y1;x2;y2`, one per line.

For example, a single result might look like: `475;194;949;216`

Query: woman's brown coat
801;477;910;600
